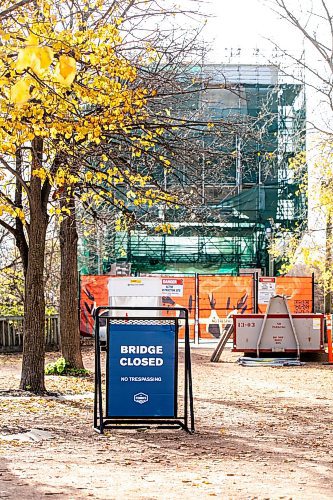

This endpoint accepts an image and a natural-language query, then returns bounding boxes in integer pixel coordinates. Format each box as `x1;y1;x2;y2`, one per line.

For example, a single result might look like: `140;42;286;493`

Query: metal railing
0;315;60;353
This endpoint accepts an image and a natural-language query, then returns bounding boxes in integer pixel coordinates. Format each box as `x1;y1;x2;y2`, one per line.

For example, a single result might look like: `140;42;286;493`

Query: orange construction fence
258;276;313;314
80;275;109;337
80;275;196;340
80;274;314;342
198;275;254;340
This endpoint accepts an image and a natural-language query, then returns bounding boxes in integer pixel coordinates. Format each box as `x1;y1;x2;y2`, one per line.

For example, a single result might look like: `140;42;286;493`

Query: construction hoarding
80;274;314;342
258;276;313;314
80;275;196;340
197;276;254;340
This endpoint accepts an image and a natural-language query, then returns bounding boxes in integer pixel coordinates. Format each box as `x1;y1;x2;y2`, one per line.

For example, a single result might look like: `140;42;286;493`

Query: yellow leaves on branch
0;204;25;222
16;34;54;76
32;166;79;189
10;79;31;105
0;1;175;234
54;56;76;87
0;0;166;220
11;29;77;104
49;206;71;216
154;223;174;235
32;167;49;182
2;13;149;144
288;151;306;171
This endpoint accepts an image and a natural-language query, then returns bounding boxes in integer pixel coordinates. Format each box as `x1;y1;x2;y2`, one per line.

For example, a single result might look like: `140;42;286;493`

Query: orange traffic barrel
325;314;333;364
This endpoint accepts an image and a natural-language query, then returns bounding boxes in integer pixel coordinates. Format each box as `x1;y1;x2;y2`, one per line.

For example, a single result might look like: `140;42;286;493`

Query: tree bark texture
15;149;29;276
20;139;48;392
59;192;84;369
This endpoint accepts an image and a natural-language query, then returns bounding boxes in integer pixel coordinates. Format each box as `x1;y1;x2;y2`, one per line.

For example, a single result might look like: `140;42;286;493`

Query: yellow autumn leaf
15;208;25;222
50;127;58;139
37;47;54;71
25;33;39;46
16;46;53;75
16;47;37;72
10;79;31;105
54;55;76;86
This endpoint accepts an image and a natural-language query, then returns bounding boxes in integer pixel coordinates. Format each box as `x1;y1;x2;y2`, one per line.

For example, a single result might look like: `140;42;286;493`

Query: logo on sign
134;392;149;404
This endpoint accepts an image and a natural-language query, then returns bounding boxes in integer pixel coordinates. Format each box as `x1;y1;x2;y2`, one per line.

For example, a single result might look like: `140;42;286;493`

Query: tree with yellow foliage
0;0;195;392
1;0;232;391
0;0;265;391
268;0;333;311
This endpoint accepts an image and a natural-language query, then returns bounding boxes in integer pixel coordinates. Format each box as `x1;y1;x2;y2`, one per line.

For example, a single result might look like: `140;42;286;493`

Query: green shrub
45;357;90;377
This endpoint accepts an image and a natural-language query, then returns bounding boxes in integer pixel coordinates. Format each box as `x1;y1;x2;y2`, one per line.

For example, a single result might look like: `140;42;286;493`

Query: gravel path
0;346;332;499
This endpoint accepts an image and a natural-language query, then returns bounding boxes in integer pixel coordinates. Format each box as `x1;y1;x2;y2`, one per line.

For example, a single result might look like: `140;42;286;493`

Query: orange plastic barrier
80;275;196;340
80;274;314;342
326;314;333;363
258;276;313;314
198;275;253;340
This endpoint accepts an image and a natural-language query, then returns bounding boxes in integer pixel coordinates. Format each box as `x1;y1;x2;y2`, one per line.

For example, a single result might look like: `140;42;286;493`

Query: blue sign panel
107;323;176;418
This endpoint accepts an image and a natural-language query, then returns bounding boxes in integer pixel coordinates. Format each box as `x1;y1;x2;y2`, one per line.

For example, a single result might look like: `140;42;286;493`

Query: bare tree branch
0;0;33;19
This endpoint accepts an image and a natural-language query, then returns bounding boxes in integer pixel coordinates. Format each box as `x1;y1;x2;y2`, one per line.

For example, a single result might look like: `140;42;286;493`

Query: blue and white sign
107;323;176;417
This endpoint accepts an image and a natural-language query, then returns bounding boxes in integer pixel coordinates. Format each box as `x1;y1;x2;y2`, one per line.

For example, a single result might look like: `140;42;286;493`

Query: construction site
1;0;333;497
79;55;306;277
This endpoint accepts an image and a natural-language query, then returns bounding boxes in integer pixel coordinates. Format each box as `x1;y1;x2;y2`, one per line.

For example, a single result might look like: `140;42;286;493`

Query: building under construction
80;59;306;276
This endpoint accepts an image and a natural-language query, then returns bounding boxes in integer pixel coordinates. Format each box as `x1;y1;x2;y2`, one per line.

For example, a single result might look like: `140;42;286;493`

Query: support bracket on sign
93;306;194;434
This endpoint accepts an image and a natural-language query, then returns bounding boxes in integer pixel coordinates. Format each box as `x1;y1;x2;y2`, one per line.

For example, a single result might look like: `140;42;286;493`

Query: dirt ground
0;344;333;500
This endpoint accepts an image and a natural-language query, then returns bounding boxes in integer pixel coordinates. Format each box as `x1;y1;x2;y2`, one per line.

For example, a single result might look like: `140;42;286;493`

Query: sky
196;0;329;118
199;0;305;62
196;0;331;237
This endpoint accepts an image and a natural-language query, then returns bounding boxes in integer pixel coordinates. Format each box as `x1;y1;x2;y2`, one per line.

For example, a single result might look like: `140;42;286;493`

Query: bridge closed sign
106;323;176;418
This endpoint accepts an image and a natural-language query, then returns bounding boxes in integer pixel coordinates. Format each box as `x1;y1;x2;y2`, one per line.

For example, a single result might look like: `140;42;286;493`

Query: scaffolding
80;52;306;276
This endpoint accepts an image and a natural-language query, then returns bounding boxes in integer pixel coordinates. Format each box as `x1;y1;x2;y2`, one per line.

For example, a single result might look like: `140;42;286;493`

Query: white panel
108;277;163;297
109;296;162;317
234;315;323;351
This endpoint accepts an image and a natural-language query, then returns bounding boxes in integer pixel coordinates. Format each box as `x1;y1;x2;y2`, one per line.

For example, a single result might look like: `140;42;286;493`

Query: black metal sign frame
94;306;194;434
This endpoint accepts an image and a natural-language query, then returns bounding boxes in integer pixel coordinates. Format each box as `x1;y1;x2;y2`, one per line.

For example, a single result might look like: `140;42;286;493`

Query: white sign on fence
161;278;184;297
108;277;163;297
258;277;276;304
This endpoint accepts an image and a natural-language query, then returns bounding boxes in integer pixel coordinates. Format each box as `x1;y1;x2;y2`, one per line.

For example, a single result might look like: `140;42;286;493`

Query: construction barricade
197;275;254;341
80;274;196;340
94;305;194;433
80;274;314;344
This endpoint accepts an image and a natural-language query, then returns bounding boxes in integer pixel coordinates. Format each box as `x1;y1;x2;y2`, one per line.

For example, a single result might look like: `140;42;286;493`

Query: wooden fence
0;315;60;353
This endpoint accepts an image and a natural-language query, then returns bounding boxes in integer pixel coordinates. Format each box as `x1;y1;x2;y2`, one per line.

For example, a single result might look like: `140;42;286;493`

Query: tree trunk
20;139;48;392
15;148;29;276
59;192;84;369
